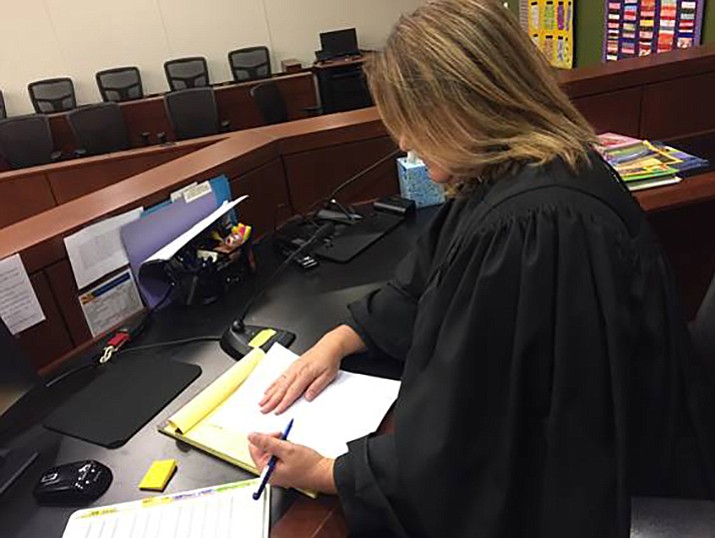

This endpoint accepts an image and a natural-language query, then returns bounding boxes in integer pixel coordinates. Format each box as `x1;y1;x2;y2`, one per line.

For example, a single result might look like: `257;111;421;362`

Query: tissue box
397;157;446;208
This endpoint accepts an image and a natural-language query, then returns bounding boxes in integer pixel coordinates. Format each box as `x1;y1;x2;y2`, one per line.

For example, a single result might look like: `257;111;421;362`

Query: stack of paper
597;133;709;191
159;344;401;494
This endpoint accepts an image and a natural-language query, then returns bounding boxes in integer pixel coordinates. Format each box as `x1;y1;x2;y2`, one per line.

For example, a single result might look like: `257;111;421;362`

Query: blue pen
252;418;294;500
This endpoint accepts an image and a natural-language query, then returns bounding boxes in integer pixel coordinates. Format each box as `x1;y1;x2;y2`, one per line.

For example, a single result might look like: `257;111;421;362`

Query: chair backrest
0;90;6;120
67;103;130;156
96;67;144;103
164;57;210;91
164;87;219;141
0;115;55;169
250;81;288;125
27;78;77;114
228;46;271;82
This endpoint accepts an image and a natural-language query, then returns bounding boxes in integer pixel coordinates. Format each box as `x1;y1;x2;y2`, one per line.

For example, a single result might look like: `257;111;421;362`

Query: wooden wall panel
0;174;56;228
228;158;292;237
16;270;74;370
640;71;715;140
47;147;198;204
282;136;399;214
647;200;715;319
44;259;92;346
572;87;642;137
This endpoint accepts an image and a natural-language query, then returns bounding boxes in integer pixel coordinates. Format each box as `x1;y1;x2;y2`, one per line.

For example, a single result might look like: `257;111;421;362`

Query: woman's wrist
320;324;366;360
313;457;337;494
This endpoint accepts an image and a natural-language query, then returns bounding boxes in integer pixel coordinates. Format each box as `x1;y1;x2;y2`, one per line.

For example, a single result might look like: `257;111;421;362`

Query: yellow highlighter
139;459;177;492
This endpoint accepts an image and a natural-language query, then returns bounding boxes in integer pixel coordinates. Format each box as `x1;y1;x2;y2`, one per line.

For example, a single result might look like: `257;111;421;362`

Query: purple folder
121;195;218;307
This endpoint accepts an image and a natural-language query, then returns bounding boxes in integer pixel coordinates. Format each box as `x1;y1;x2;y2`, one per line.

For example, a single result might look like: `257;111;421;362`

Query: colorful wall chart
604;0;706;62
521;0;575;69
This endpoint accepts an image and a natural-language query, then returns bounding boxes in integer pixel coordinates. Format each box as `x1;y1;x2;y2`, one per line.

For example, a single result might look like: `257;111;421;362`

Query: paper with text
208;344;401;459
78;270;144;338
64;207;143;290
61;480;268;538
0;254;45;335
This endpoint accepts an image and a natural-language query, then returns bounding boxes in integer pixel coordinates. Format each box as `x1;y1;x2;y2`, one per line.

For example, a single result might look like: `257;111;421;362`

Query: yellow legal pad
138;459;177;491
158;349;267;479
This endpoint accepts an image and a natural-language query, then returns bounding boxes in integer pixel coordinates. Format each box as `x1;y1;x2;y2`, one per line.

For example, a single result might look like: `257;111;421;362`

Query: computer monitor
0;319;41;495
319;28;360;59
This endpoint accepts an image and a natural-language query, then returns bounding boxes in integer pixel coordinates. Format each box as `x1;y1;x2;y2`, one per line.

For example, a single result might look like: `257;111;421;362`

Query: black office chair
67;103;130;156
0;115;60;169
96;67;144;102
164;57;210;91
250;81;289;125
164;87;229;140
250;80;322;126
27;78;77;114
228;46;272;82
0;90;6;120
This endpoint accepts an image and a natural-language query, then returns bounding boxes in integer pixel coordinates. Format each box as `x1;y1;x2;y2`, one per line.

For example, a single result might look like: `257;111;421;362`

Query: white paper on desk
64;207;143;290
208;344;401;459
78;269;144;338
0;254;45;335
144;196;248;264
60;480;269;538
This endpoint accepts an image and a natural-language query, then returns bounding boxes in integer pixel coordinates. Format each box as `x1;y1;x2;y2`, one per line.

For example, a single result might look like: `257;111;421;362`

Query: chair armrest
302;106;323;117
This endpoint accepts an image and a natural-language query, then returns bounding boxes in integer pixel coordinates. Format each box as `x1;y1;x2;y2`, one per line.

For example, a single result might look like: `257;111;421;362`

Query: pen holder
165;237;256;307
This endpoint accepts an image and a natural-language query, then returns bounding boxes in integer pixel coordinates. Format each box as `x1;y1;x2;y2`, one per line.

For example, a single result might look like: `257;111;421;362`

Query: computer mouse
33;460;112;505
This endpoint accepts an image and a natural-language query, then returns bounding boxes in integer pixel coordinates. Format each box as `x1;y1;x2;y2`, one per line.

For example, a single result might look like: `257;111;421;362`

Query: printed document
0;254;45;335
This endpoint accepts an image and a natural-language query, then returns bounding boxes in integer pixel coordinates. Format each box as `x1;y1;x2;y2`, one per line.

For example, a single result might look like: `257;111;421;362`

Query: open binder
158;345;400;496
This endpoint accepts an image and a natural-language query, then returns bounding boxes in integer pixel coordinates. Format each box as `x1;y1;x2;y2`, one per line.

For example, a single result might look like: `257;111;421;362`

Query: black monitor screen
0;321;40;422
320;28;359;58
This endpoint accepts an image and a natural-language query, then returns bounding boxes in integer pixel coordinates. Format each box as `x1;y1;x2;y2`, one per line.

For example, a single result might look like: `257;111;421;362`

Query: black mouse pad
44;355;201;448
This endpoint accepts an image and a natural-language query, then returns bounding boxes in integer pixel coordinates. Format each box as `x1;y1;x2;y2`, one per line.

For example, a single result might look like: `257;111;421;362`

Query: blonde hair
365;0;597;184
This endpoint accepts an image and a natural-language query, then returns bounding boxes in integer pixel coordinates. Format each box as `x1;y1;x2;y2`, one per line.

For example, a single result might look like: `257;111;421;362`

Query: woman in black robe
248;1;715;536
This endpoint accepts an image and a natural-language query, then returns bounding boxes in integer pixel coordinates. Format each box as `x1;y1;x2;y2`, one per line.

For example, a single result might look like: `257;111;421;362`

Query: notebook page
61;480;268;538
207;344;400;459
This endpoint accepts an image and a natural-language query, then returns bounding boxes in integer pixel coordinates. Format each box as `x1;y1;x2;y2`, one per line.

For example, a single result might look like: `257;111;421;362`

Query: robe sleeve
335;203;647;537
346;202;454;361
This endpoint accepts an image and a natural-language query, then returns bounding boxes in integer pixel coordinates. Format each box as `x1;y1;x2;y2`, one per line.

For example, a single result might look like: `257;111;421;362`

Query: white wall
0;0;424;115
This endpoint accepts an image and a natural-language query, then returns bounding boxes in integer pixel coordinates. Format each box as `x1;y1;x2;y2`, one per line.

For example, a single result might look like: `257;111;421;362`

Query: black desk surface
3;203;715;538
0;208;433;538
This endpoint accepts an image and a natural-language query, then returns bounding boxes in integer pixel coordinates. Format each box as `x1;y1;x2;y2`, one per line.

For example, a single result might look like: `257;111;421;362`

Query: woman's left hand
248;432;337;494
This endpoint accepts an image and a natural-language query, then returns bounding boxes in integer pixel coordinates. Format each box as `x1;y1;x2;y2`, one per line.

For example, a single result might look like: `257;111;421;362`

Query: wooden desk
3;44;715;375
47;72;318;153
0;134;226;228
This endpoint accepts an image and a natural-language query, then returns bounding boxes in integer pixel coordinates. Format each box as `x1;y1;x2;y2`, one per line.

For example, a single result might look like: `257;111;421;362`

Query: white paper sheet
61;480;268;538
64;207;143;290
145;197;247;265
78;270;144;338
208;344;401;459
0;254;46;335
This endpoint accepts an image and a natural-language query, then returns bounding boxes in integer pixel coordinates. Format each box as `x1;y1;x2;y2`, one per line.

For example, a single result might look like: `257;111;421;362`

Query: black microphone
312;148;404;224
220;223;335;359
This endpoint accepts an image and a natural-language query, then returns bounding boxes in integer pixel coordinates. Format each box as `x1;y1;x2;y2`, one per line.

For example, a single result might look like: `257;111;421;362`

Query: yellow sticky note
139;460;177;492
248;329;276;349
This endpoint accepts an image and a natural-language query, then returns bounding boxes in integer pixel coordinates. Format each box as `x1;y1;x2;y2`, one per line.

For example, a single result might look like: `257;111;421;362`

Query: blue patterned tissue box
397;156;446;208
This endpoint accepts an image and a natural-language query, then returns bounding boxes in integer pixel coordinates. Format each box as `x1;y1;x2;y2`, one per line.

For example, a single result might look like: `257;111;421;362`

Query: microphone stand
220;223;335;359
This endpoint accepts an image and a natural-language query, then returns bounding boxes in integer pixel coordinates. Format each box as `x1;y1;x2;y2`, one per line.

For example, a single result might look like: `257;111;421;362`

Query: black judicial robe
334;154;715;538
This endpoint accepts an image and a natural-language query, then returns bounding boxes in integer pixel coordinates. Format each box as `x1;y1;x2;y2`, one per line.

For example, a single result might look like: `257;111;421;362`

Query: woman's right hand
259;325;366;415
